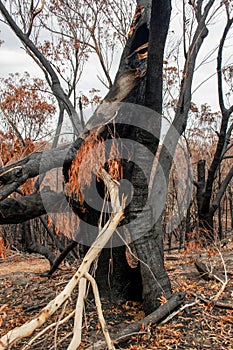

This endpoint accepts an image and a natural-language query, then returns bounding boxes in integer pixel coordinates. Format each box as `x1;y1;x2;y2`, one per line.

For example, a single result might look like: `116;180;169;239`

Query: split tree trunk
64;0;172;313
113;0;172;313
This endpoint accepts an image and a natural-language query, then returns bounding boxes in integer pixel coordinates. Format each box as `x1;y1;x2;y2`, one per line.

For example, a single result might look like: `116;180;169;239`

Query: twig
196;294;233;310
114;331;149;344
21;311;75;350
48;332;73;350
211;246;228;302
161;300;200;324
85;272;115;350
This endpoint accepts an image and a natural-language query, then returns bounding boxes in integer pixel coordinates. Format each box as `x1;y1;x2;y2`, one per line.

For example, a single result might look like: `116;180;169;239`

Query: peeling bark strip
104;1;150;103
128;5;145;38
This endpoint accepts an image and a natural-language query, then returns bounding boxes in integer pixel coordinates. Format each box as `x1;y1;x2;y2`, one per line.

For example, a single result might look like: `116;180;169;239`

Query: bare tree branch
217;16;233;113
200;12;233;214
212;166;233;212
27;0;45;37
0;190;68;224
0;144;75;200
0;1;82;134
154;0;214;198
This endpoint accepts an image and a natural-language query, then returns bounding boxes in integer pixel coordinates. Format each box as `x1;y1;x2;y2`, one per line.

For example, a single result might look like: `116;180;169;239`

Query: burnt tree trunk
63;0;172;314
130;0;173;313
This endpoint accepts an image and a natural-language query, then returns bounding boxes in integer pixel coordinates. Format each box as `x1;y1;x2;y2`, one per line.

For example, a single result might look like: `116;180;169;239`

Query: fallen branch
207;299;233;310
0;169;125;350
195;246;228;302
47;240;78;278
86;292;186;349
194;259;225;283
67;278;87;350
85;272;115;349
21;311;75;350
161;299;199;324
190;292;233;310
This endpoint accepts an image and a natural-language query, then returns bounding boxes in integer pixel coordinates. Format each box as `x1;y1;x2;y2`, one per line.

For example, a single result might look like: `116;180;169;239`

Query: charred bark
47;240;78;277
93;247;142;302
0;190;68;224
21;221;55;266
61;0;173;309
131;0;172;313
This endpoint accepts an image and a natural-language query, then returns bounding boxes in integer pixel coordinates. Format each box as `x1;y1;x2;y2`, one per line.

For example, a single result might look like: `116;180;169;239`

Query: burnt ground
0;244;233;350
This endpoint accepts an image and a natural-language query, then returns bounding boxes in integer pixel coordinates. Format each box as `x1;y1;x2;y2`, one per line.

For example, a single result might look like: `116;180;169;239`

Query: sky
0;2;232;115
0;21;108;94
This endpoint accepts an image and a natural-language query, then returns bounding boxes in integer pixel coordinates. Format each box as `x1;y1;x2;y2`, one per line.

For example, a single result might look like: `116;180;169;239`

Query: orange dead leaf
47;215;53;228
66;131;106;202
157;293;168;305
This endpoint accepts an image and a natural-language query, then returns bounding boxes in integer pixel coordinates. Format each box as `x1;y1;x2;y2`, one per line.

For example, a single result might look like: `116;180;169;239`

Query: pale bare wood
85;272;116;350
67;278;87;350
0;169;125;350
21;311;75;350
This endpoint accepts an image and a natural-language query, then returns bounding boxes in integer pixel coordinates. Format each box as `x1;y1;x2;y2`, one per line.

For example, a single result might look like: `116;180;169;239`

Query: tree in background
0;72;55;142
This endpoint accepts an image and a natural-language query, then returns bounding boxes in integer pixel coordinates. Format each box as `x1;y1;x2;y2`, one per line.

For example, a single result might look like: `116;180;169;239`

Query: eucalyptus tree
0;0;231;320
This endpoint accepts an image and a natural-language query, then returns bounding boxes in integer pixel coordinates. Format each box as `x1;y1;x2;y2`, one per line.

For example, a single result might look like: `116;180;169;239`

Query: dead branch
47;241;78;277
0;169;125;350
194;246;228;301
191;292;233;310
21;311;75;350
201;295;233;310
0;190;68;224
161;299;200;324
68;278;87;350
194;247;229;307
211;246;228;302
86;292;186;349
194;259;226;283
85;272;115;349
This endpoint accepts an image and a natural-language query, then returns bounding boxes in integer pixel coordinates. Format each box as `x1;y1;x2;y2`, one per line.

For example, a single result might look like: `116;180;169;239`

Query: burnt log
87;292;186;349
